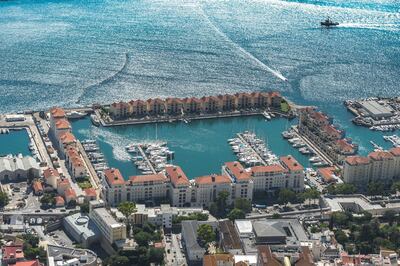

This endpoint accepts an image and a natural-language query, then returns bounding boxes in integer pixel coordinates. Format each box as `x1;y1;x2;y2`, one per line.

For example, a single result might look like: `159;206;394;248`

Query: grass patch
77;181;92;189
281;101;290;113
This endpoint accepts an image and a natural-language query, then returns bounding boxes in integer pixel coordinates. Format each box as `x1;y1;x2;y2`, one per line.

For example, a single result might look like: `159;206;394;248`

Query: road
165;234;187;266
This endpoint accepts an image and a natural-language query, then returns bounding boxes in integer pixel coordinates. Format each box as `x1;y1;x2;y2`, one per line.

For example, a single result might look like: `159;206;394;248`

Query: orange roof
269;91;281;98
50;107;66;118
166;97;183;104
129;99;145;106
57;178;70;187
71;156;84;167
84;188;97;197
147;98;165;104
65;188;76;198
280;156;304;172
225;162;251;180
67;147;79;158
128;173;167;184
58;132;76;144
104;168;125;186
318;167;337;183
203;254;234;266
345;156;370;166
165;166;190;186
336;139;355;152
324;125;342;136
111;101;129;108
369;151;393;161
195;175;231;185
32;181;43;192
55;119;71;130
43;168;60;179
2;245;24;260
251;164;286;174
55;196;65;205
14;260;41;266
183;97;201;104
390;147;400;156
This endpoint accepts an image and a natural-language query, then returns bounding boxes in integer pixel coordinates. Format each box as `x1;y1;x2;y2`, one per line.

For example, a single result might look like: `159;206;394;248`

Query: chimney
211;175;215;182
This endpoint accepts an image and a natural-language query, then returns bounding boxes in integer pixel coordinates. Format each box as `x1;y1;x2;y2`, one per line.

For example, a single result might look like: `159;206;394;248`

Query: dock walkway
136;145;157;174
236;133;267;166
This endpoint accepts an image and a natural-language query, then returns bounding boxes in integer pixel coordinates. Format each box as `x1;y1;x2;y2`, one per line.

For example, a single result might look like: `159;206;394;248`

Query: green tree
327;183;356;195
391;181;400;193
216;191;230;215
118;201;136;217
271;213;282;219
148;247;164;264
0;191;9;208
80;202;89;213
302;188;320;206
234;198;252;213
227;208;245;221
331;212;351;227
209;203;218;217
335;230;348;244
40;193;56;206
278;189;296;206
104;255;130;266
197;224;216;247
134;231;152;247
383;210;397;225
367;181;385;196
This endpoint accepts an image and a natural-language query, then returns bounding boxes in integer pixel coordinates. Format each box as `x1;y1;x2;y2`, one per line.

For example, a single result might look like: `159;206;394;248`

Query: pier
236;133;268;165
136;145;157;174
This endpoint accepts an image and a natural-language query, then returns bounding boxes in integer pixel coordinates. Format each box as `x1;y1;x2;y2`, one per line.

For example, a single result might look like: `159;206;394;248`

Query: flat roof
92;208;122;228
64;213;99;239
235;220;253;235
324;195;400;212
360;100;393;116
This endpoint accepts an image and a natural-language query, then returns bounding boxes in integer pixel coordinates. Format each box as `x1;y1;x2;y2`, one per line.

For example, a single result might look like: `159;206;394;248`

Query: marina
0;128;32;157
81;140;109;177
125;142;175;174
70;115;313;179
383;135;400;148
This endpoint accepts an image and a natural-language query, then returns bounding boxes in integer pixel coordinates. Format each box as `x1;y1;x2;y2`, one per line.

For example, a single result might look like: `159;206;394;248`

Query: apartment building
126;173;168;202
343;148;400;185
165;166;193;207
222;162;253;202
128;99;146;117
165;98;184;115
89;206;126;245
280;156;305;192
251;164;287;193
194;174;233;208
109;101;130;119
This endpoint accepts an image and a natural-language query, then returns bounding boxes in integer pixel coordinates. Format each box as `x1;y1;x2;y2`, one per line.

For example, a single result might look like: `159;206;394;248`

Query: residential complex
108;91;283;119
102;156;305;207
343;147;400;185
298;108;358;164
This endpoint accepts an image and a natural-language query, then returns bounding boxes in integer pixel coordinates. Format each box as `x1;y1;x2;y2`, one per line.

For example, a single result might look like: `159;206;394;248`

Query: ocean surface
1;0;399;176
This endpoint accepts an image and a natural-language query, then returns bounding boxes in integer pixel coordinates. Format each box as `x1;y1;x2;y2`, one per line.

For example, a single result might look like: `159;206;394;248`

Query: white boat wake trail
198;7;288;82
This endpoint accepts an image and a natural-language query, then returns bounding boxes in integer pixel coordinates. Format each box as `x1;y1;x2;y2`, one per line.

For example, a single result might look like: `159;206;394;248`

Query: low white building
0;156;41;182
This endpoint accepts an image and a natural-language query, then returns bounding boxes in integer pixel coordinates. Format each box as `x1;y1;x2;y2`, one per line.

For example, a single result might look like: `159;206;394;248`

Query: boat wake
198;7;288;82
75;52;130;104
337;22;398;31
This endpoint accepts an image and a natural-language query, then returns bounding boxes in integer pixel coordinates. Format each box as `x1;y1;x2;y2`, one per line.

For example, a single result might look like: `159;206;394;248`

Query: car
60;209;66;212
47;209;53;212
35;210;40;213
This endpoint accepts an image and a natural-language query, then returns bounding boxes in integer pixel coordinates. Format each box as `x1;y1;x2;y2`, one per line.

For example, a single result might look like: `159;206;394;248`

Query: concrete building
0;156;41;182
89;206;126;245
129;204;209;229
203;254;235;266
343;147;400;186
63;213;100;248
250;165;287;193
194;174;233;208
223;162;253;203
358;100;394;119
126;173;168;202
47;244;98;266
102;168;125;206
109;101;130;119
165;166;193;207
181;220;219;264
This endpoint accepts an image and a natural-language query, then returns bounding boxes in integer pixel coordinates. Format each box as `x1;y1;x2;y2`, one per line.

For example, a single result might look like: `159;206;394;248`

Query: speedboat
321;17;339;27
309;156;322;163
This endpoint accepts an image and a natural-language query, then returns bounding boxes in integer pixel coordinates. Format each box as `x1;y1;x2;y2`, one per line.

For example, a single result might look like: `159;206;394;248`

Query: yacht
90;114;100;127
309;156;322;163
66;111;86;119
321;17;339;27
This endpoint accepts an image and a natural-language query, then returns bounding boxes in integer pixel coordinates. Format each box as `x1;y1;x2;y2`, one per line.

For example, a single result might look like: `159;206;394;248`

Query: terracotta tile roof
84;188;97;197
128;173;167;184
269;91;281;98
345;156;370;165
318;167;337;183
55;119;71;130
203;254;234;266
257;245;282;266
336;139;355;152
368;151;393;161
323;125;342;136
50;107;66;118
55;196;65;206
65;188;76;198
195;174;231;185
251;164;286;174
58;132;76;144
57;178;70;187
32;181;43;193
129;99;145;106
2;245;24;260
165;166;190;186
182;97;201;103
104;168;125;186
43;168;60;180
67;147;79;158
71;156;84;168
390;147;400;156
295;246;314;266
311;111;329;123
111;101;129;108
14;260;41;266
225;162;251;181
280;156;304;172
165;97;183;104
147;98;165;104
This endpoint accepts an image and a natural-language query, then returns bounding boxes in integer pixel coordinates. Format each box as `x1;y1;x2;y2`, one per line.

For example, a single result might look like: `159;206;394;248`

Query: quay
292;126;334;166
76;141;101;193
136;145;157;174
97;109;292;127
